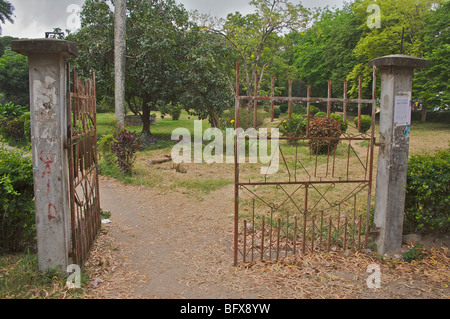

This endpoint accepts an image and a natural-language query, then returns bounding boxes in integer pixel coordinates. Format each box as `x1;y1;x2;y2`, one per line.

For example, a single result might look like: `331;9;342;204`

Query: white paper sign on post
394;95;411;124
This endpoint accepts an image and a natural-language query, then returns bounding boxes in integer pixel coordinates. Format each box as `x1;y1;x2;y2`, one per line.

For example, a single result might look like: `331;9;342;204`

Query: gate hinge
369;228;380;235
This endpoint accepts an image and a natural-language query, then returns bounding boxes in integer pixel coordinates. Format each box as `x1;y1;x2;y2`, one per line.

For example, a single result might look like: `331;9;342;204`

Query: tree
72;0;231;135
203;0;310;109
178;27;234;127
0;35;16;56
0;0;14;35
292;4;364;100
0;47;29;106
413;0;450;118
68;0;115;109
348;0;444;98
114;0;126;126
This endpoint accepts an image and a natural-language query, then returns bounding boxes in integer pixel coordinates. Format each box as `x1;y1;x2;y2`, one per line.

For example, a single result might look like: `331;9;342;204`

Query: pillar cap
369;54;428;69
11;38;78;58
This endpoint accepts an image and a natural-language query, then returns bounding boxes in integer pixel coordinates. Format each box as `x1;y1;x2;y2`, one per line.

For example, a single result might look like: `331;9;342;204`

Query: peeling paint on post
12;39;78;272
369;55;428;255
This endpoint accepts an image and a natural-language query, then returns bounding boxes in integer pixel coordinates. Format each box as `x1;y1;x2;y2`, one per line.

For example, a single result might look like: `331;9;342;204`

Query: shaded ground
84;176;449;299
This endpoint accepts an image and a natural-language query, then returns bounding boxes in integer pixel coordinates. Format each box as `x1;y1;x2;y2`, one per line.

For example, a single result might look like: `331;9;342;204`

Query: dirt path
92;176;255;299
87;176;449;299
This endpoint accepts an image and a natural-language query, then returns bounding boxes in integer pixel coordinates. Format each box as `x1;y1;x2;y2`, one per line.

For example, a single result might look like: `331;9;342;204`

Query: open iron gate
233;62;378;265
67;67;101;266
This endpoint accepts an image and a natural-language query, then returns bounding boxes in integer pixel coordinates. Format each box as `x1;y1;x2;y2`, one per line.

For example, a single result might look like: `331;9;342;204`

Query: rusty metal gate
233;62;378;265
67;68;101;265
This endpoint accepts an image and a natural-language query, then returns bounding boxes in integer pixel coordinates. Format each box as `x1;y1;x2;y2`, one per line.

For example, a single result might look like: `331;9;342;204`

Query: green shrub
279;104;288;114
308;117;342;154
411;111;450;123
273;107;281;118
111;130;143;175
280;114;307;146
98;133;117;166
330;113;348;132
0;118;26;141
404;149;450;235
219;106;265;130
354;115;372;133
171;107;182;121
0;147;35;252
292;104;319;116
315;111;327;118
0;102;28;118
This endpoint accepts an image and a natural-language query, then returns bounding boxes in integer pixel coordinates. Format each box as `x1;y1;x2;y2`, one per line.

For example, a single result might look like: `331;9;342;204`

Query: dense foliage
404;149;450;235
70;0;233;135
0;147;34;252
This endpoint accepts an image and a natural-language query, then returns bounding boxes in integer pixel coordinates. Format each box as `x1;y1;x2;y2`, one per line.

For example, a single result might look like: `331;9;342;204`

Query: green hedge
0;147;35;252
404;149;450;235
411;111;450;123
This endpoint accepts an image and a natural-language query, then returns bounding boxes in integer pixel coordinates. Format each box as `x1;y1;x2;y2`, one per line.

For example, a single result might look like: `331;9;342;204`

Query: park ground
1;113;449;299
86;114;450;299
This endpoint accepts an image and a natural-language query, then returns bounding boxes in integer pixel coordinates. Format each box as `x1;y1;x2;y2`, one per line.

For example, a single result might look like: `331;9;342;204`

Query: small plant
315;111;327;118
1;118;26;141
219;106;265;130
402;244;424;262
111;130;143;175
98;133;117;166
0;102;28;119
308;117;342;154
330;113;348;132
279;114;307;146
292;104;319;116
273;107;281;118
279;104;288;114
100;208;111;220
354;115;372;133
169;104;183;121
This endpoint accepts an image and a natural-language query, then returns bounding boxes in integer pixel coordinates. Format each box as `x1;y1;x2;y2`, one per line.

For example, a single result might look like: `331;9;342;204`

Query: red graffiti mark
39;150;54;178
48;203;58;221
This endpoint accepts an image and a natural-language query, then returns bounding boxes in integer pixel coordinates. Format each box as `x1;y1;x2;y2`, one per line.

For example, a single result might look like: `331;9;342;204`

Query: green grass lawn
96;111;212;137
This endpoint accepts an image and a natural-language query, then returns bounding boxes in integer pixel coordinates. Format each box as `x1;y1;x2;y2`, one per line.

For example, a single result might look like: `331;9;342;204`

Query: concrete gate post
369;54;428;255
12;39;78;272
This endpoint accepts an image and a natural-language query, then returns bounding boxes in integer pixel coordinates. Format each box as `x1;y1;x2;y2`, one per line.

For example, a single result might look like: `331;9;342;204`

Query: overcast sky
2;0;346;39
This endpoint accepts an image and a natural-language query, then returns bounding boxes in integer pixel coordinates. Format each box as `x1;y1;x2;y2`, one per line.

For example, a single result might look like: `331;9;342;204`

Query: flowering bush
279;114;307;145
111;129;144;175
308;117;342;154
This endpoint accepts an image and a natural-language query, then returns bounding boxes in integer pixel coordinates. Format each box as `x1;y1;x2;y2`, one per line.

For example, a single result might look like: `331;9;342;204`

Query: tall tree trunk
421;105;427;122
141;97;152;136
114;0;126;126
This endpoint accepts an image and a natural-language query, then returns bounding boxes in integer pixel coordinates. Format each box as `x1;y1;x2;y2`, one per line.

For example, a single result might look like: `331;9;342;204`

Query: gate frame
233;61;378;265
67;67;101;266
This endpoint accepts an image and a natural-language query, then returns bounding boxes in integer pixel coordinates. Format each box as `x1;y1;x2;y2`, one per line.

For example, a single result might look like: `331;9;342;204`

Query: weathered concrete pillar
12;39;78;272
369;54;427;255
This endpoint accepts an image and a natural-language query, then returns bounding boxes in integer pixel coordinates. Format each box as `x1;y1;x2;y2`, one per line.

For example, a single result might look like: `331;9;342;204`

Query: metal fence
233;62;378;265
